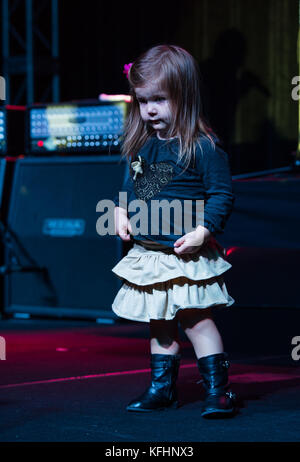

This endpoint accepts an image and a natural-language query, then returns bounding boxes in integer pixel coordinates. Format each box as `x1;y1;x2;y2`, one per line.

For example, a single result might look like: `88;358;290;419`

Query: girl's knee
150;318;178;332
150;318;179;346
178;308;213;331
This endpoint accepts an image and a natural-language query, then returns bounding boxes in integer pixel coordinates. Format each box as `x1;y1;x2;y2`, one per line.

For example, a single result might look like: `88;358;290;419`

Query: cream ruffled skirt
111;238;235;322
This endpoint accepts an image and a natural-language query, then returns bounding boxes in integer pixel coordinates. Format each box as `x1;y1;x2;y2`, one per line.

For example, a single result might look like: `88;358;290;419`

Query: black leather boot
126;353;181;412
197;352;236;418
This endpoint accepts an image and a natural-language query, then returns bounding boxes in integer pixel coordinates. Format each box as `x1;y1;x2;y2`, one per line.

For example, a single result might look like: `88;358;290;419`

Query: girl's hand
173;225;211;255
114;206;133;242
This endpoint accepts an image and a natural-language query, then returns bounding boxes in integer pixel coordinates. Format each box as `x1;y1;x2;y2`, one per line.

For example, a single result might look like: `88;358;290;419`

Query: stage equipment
219;166;300;309
26;99;129;155
2;154;131;320
0;106;26;156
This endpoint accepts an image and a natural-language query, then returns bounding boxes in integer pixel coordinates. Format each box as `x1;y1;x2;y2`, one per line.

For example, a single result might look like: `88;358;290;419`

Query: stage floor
0;315;300;442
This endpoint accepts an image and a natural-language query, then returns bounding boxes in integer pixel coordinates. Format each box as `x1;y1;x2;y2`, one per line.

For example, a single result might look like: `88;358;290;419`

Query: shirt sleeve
200;138;235;235
112;160;133;210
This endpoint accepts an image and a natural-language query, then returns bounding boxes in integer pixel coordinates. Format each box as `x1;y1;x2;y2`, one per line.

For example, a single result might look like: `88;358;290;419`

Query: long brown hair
122;44;214;169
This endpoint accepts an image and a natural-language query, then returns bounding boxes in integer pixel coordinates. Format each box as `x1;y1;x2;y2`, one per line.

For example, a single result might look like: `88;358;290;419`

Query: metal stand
1;0;60;105
0;219;44;276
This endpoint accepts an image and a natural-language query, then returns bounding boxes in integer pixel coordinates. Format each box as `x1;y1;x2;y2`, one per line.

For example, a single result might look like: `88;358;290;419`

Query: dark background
0;0;298;174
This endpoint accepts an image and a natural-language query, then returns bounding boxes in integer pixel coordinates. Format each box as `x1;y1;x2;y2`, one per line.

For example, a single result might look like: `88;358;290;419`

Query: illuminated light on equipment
0;109;5;153
27;100;130;154
0;106;26;156
99;93;132;103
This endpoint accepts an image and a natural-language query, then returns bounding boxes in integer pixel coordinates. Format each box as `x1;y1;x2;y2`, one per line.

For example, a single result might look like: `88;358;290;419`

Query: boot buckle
225;391;236;400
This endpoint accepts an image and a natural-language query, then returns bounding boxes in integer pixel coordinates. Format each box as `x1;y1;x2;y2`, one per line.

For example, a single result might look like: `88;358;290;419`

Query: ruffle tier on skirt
111;238;235;322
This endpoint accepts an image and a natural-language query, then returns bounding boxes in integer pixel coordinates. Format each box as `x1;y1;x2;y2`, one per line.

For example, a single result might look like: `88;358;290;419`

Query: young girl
111;45;237;418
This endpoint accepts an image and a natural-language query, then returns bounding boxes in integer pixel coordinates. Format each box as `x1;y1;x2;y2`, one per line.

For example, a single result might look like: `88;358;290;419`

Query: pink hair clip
123;62;133;79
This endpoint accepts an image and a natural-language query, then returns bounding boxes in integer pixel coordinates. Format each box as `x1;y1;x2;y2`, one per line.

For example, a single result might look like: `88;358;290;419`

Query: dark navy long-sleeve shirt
113;134;235;248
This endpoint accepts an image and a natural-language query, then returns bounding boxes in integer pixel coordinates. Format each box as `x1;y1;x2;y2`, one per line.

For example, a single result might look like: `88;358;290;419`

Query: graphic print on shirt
130;156;174;202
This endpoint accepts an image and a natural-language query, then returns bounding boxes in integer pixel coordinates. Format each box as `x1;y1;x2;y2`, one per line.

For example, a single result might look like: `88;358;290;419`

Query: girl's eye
137;96;166;103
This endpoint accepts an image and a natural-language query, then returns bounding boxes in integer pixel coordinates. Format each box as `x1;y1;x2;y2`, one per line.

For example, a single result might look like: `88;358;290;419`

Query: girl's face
134;82;173;139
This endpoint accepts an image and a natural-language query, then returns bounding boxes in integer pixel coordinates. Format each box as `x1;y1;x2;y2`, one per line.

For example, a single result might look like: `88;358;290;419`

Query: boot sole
201;407;236;419
126;401;178;413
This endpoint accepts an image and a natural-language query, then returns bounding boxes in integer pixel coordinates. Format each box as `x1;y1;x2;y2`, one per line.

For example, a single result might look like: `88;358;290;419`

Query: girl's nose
147;103;157;115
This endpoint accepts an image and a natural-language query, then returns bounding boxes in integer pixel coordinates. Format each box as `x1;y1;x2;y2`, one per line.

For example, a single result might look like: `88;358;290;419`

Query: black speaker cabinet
218;172;300;309
3;155;130;320
0;157;18;222
0;157;18;307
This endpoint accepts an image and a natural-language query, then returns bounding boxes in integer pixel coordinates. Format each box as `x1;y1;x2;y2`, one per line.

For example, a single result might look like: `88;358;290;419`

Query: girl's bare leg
150;319;181;355
177;308;224;359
